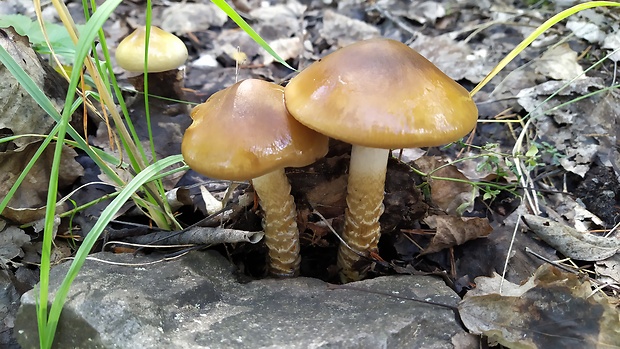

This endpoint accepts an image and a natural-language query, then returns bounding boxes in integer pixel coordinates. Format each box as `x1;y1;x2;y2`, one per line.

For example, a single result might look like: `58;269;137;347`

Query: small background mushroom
115;25;188;101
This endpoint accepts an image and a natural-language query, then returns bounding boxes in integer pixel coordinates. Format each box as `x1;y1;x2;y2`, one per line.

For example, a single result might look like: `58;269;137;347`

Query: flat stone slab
16;251;467;348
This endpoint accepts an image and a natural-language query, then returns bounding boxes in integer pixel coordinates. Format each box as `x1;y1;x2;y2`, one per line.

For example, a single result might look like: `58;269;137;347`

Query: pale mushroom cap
181;79;329;181
284;38;479;149
116;26;188;73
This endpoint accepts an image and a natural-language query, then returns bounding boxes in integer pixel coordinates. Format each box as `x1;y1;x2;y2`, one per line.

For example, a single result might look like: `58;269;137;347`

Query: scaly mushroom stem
252;169;301;277
338;145;389;282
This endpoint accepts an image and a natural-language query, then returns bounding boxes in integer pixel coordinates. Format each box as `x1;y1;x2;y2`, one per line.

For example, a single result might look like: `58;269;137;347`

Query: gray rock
16;251;467;349
1;269;21;349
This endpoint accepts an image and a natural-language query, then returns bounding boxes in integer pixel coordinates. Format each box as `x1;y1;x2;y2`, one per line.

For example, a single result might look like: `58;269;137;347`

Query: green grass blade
210;0;296;71
44;154;184;342
38;1;124;347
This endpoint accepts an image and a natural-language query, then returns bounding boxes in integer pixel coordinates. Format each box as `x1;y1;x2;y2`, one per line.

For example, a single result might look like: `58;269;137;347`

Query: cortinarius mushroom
182;79;329;277
284;38;478;282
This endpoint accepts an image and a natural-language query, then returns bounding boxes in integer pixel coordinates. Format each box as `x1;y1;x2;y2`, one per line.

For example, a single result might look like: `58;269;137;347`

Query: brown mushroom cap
116;26;188;73
284;38;478;149
182;79;329;181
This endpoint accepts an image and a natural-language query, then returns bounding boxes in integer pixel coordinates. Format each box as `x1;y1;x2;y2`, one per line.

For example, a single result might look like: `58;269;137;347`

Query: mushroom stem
252;169;301;277
338;145;389;282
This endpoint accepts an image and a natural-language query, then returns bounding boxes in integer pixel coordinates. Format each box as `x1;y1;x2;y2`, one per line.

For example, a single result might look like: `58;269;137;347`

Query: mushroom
115;26;188;101
182;79;329;277
284;38;479;282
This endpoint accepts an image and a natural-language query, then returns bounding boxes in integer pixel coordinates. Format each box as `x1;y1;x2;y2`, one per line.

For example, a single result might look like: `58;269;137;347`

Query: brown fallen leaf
420;215;493;255
414;156;476;215
523;214;620;261
0;28;61;149
459;264;620;349
0;142;83;224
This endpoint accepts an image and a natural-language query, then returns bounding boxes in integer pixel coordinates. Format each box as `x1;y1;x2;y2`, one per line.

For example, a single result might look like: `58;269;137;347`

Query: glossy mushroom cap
284;38;478;149
116;26;188;73
182;79;329;181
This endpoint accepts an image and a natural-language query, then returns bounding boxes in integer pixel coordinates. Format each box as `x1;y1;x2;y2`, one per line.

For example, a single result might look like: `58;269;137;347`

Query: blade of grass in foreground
42;154;185;346
470;1;620;97
36;0;124;347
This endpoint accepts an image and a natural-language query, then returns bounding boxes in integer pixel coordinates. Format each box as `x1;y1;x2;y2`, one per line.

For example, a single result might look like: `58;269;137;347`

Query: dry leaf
410;33;489;83
249;2;306;40
160;3;228;34
0;142;83;223
566;18;606;44
320;10;380;48
595;255;620;285
533;44;585;81
517;77;614;178
0;28;62;148
414;156;477;215
0;225;30;269
460;264;620;348
523;214;620;261
304;174;347;218
262;37;302;65
199;185;224;215
421;215;493;255
602;31;620;61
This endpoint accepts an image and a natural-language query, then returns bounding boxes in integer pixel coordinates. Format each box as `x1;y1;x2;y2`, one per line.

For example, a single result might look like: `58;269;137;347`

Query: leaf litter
460;264;620;348
2;0;620;348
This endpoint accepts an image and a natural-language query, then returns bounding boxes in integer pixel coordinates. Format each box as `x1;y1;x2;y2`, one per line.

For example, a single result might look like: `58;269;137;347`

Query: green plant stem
36;1;124;347
39;98;72;349
140;3;178;229
58;192;120;219
143;2;157;163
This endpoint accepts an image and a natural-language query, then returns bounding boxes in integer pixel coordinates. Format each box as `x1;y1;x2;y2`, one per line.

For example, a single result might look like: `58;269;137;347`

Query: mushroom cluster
180;38;477;282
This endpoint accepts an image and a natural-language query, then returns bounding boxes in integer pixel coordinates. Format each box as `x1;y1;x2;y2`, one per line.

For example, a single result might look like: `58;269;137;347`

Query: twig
500;214;521;293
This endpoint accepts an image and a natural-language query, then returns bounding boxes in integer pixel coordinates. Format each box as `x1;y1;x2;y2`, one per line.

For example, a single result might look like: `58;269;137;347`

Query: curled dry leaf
165;187;193;212
125;226;263;246
420;215;493;255
459;264;620;349
523;214;620;261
